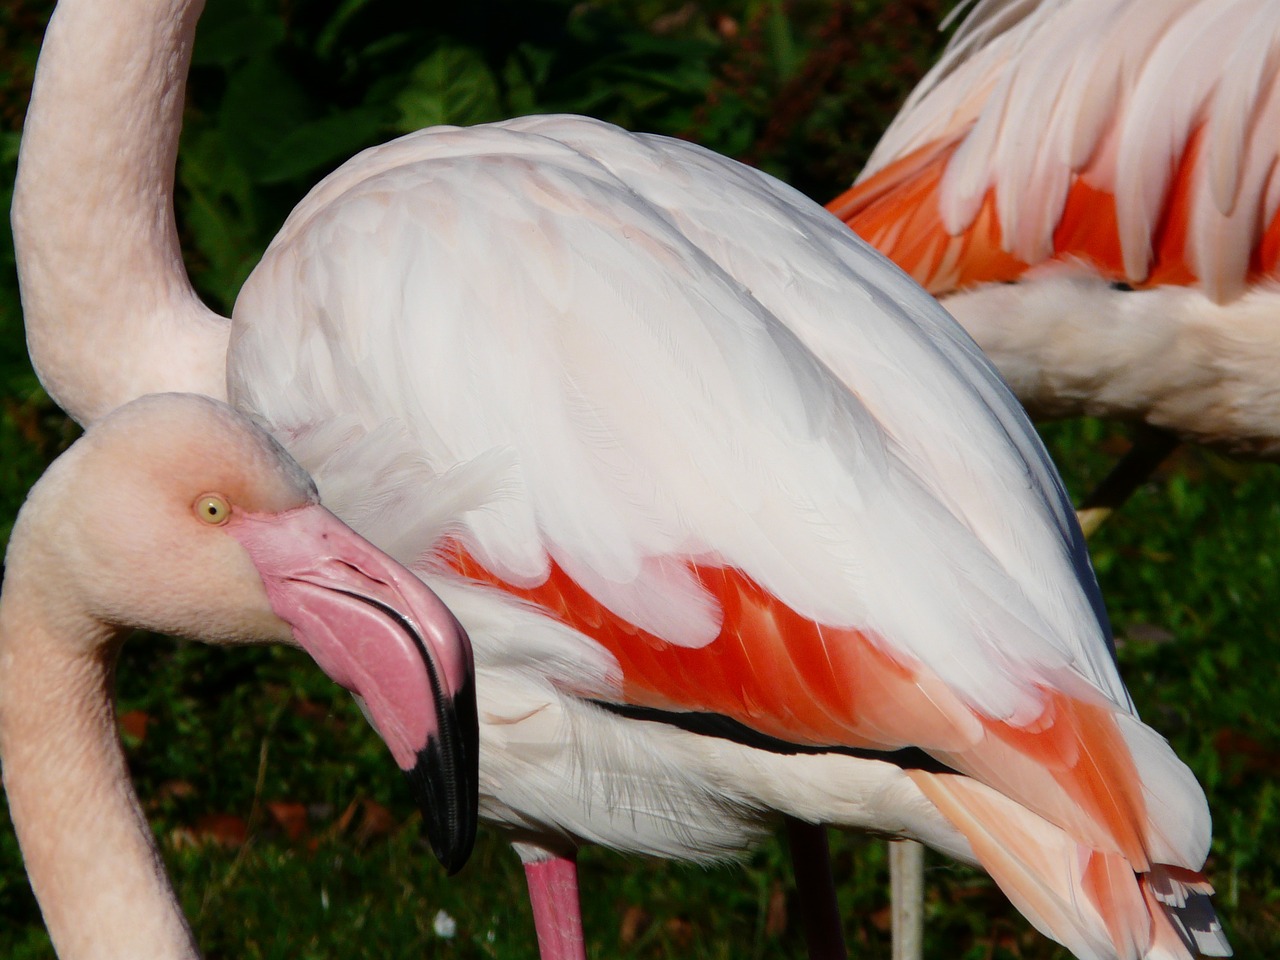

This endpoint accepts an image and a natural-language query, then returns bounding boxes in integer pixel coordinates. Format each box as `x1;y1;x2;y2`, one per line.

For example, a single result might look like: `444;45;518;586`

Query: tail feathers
909;771;1231;960
1142;868;1233;959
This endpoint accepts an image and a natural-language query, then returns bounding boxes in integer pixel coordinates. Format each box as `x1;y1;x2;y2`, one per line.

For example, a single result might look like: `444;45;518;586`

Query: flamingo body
13;2;1231;957
829;0;1280;457
231;115;1225;958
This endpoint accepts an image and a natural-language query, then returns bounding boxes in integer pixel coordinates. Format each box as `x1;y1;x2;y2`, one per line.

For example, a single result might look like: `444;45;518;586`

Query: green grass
1042;424;1280;957
1;1;1278;957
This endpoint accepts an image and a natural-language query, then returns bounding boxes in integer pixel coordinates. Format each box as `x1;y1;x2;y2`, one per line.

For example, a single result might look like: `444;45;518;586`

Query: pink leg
522;852;587;960
787;817;848;960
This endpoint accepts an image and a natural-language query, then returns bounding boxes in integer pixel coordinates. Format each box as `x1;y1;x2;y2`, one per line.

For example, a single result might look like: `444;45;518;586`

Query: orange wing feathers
447;544;954;749
1052;180;1128;280
1255;205;1280;277
829;124;1280;297
829;136;1028;293
445;545;1156;868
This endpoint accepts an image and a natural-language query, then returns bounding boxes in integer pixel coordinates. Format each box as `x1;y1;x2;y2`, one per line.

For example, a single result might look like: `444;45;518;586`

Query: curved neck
0;563;198;959
12;0;228;426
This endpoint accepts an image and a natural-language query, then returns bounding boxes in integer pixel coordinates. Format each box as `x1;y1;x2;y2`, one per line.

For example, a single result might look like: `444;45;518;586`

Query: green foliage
167;0;950;309
1038;420;1280;958
0;1;1277;958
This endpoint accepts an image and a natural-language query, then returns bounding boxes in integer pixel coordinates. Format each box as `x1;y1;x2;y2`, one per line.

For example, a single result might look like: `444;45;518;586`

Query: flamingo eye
194;494;231;525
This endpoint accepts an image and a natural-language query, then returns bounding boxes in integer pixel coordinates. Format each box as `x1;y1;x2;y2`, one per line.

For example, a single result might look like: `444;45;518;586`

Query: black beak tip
403;676;479;875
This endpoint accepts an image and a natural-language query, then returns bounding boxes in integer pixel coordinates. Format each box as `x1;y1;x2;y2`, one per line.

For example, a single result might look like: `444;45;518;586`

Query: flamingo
13;1;1232;958
0;391;479;959
826;0;1279;950
828;0;1280;528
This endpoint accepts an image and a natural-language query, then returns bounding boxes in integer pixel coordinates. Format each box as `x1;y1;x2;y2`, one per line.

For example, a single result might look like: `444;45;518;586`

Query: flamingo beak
226;504;478;874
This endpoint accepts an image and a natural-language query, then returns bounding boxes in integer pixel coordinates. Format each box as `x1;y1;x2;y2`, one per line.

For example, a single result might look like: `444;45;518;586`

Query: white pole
890;840;924;960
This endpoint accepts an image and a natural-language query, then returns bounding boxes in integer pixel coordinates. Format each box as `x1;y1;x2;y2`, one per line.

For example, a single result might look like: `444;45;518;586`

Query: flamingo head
6;392;478;872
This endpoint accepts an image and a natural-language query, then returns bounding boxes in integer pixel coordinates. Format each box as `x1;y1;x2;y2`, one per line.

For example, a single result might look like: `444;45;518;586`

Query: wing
229;115;1205;873
829;0;1280;304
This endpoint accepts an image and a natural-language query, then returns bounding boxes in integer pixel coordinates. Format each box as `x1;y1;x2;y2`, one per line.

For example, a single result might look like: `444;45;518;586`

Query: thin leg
786;817;848;960
520;850;587;960
889;840;923;960
1076;425;1179;538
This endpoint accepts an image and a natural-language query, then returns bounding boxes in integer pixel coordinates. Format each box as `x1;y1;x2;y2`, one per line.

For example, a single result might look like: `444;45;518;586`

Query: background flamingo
828;0;1280;951
10;1;1234;958
0;391;478;958
830;0;1280;525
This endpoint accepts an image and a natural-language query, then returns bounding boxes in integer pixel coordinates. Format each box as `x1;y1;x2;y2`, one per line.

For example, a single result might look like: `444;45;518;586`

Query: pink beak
227;503;477;873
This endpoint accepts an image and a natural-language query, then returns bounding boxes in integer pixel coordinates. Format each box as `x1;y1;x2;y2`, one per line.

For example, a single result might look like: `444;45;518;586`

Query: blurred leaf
266;800;310;841
189;0;285;69
315;0;382;59
0;131;18;165
257;107;385;183
500;44;555;117
217;55;315;176
393;46;504;132
763;0;799;81
178;127;262;309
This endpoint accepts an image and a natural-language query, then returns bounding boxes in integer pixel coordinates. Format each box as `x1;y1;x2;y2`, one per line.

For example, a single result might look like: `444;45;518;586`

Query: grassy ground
0;2;1277;957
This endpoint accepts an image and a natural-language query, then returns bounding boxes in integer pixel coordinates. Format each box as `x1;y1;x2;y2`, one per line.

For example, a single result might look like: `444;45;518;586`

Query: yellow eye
194;494;231;525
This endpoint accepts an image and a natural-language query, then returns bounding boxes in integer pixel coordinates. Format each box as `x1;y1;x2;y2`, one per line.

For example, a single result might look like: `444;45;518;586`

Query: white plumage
235;116;1115;720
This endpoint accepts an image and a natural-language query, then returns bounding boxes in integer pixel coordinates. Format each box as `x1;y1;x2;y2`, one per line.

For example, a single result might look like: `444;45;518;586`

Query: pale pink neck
12;0;228;426
0;579;199;959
